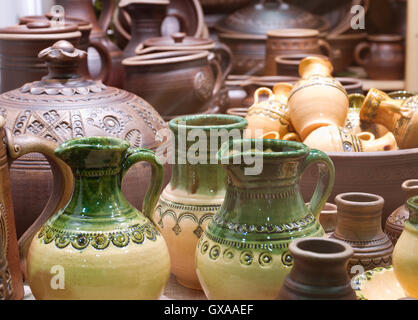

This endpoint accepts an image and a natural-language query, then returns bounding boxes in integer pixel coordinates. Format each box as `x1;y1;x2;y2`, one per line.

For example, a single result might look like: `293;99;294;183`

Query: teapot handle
98;0;116;32
5;130;73;277
301;149;335;219
122;148;163;223
208;53;224;98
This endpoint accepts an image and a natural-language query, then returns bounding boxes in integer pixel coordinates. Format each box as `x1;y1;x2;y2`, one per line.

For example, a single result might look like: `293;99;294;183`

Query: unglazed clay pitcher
386;180;418;245
360;88;418;149
288;56;349;140
332;193;394;277
196;139;335;300
277;238;356;300
27;137;170;300
393;196;418;298
154;114;247;290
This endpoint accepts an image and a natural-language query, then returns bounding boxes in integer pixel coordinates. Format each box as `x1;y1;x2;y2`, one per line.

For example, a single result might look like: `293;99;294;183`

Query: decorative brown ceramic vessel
123;50;223;119
0;41;170;239
277;238;356;300
265;29;332;76
56;0;124;87
332;193;394;277
355;34;405;80
385;179;418;245
319;202;338;234
0;22;81;93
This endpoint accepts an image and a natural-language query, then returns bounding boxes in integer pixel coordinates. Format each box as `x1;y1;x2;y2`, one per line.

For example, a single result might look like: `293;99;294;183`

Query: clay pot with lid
355;34;405;80
277;238;356;300
123;50;223;119
0;40;170;239
265;29;332;76
332;193;394;277
0;21;81;93
385;179;418;245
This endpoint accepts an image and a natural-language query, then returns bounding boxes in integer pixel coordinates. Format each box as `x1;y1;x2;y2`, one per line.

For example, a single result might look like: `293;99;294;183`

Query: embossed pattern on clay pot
277;238;356;300
385;179;418;245
332;193;394;277
154;114;247;290
0;41;170;239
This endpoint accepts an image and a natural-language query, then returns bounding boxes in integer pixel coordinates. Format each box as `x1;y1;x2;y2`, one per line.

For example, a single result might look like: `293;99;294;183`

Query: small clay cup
277;238;356;300
332;193;394;277
385;179;418;245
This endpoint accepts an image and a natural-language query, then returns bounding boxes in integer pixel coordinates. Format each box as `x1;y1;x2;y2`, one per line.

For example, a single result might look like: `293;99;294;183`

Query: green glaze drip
407;196;418;225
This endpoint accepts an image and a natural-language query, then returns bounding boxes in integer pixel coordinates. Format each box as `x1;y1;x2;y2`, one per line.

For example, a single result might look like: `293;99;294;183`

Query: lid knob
171;32;186;43
27;21;51;29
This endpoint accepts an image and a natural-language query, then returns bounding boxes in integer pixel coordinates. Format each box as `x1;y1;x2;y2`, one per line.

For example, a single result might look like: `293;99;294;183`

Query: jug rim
169;114;247;132
55;136;131;157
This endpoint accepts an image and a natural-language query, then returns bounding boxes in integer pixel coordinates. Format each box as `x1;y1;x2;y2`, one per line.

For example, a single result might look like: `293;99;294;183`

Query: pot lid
123;50;210;66
0;21;78;35
119;0;169;7
19;15;92;30
215;0;330;36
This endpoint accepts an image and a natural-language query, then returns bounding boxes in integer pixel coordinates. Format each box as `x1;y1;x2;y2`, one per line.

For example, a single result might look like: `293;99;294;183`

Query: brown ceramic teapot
0;40;170;239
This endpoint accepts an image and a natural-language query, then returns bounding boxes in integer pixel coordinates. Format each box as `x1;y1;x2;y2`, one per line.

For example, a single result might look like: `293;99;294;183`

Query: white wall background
0;0;55;27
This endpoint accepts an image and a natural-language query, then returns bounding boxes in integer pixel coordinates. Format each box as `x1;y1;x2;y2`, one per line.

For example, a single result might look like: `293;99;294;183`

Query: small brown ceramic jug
303;126;398;152
277;238;356;300
385;179;418;245
360;88;418;149
332;193;394;277
319;203;338;234
288;56;349;140
355;34;405;80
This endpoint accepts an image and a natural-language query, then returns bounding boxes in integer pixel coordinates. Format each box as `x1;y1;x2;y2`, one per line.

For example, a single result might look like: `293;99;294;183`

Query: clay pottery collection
123;50;223;119
288;56;349;140
386;180;418;245
265;29;332;76
393;195;418;299
56;0;124;87
359;88;418;149
0;22;81;93
196;139;335;299
0;40;170;239
277;238;356;300
332;193;394;277
354;34;405;80
319;203;338;234
154;114;247;290
27;136;170;299
303;126;398;152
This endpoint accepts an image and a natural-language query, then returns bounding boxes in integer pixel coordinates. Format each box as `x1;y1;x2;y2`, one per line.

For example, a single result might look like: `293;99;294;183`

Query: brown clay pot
265;29;332;76
277;238;356;300
0;41;170;239
332;193;394;277
123;50;223;119
275;54;329;77
385;179;418;245
56;0;124;87
319;202;338;234
0;22;81;93
354;34;405;80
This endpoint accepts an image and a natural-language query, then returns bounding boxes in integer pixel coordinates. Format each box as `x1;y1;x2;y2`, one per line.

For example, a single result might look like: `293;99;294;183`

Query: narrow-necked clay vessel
27;137;170;300
332;193;394;277
277;238;356;300
386;180;418;244
288;56;349;140
303;126;398;152
360;88;418;149
154;114;247;290
319;203;338;234
393;195;418;298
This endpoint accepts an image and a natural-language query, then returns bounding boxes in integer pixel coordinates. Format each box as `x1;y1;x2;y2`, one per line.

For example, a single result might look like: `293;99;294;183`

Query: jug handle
98;0;116;33
5;130;73;278
208;53;224;98
122;148;164;223
354;42;370;66
89;39;113;83
213;42;233;83
301;149;335;219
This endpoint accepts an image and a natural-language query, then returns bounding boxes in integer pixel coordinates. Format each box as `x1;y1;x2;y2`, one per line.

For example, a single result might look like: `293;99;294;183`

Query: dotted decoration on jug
281;251;294;267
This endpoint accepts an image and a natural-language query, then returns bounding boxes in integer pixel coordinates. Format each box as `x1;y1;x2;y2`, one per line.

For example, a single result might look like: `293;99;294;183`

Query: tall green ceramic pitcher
196;139;335;300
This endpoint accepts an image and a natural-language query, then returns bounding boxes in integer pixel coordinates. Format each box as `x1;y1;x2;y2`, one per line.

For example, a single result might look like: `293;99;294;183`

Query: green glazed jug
196;139;335;300
27;137;170;300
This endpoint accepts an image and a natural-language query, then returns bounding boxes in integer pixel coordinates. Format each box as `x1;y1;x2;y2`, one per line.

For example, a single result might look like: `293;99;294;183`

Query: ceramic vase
196;139;335;300
393;195;418;298
303;126;398;152
277;238;356;300
386;180;418;245
27;137;170;300
332;193;394;277
360;88;418;149
154;114;247;290
288;56;349;140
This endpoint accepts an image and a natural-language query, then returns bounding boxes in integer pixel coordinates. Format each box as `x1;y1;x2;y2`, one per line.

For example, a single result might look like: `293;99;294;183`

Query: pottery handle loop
122;148;164;223
212;42;234;82
208;53;223;98
98;0;115;33
318;39;333;58
301;149;335;219
253;87;274;104
5;130;73;278
354;42;371;66
89;39;112;83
